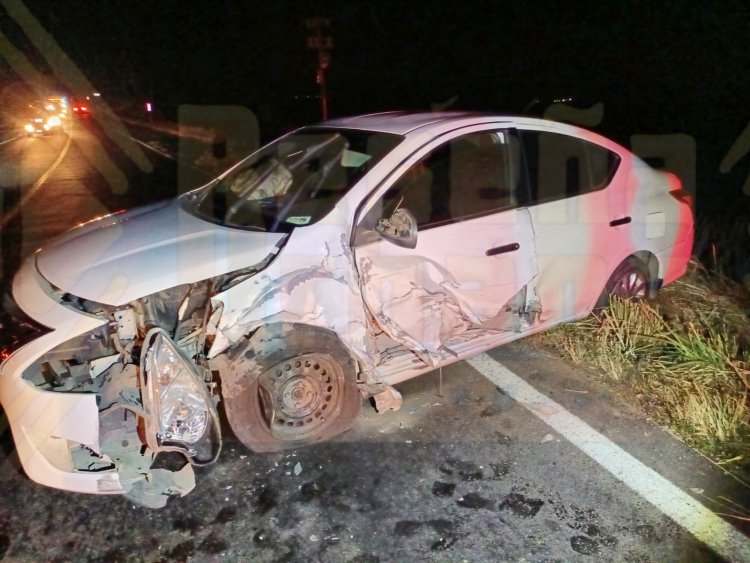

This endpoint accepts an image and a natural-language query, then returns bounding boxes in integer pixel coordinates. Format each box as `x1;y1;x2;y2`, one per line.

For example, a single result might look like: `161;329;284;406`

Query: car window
358;129;522;237
188;128;402;232
521;130;621;205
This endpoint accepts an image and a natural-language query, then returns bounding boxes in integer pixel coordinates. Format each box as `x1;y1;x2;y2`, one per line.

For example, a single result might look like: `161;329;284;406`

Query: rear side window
521;130;621;205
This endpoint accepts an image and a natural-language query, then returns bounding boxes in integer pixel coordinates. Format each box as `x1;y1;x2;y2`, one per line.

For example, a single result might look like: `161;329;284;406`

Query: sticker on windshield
286;216;312;225
341;149;371;168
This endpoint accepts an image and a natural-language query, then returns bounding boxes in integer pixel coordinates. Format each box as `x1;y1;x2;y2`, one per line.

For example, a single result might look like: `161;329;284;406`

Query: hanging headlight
140;328;221;464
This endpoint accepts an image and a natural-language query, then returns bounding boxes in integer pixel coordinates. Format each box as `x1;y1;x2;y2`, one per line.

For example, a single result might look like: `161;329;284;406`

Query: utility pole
305;16;332;121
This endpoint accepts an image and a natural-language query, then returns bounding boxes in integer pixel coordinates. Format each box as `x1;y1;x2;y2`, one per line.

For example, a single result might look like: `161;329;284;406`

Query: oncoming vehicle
45;113;63;134
23;98;66;136
0;112;693;506
23;102;63;136
23;114;50;136
24;114;62;136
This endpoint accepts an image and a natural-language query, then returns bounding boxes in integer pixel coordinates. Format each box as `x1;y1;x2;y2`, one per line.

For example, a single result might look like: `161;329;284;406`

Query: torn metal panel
358;255;472;356
210;218;377;383
354;208;539;358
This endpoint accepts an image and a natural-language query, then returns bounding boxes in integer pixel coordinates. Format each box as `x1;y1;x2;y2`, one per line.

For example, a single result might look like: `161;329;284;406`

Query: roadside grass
533;261;750;472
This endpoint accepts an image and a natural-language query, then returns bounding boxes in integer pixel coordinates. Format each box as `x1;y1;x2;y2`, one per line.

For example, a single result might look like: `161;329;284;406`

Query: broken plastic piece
114;308;137;341
372;385;403;413
123;464;196;508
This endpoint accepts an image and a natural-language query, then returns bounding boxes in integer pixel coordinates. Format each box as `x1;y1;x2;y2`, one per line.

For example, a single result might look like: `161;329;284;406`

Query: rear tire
222;326;361;453
596;256;650;309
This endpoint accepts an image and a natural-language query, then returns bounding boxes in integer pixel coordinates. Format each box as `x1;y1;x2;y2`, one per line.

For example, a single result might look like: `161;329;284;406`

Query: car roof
321;111;514;135
317;111;622;152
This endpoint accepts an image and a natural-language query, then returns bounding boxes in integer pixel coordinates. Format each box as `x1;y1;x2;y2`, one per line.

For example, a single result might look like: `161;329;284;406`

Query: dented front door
353;128;538;354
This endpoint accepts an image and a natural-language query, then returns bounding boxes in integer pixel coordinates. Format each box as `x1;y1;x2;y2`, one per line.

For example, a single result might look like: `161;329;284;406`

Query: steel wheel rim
258;353;342;440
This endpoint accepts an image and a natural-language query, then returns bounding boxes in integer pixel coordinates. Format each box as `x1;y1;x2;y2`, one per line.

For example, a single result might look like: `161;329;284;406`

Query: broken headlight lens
141;328;220;464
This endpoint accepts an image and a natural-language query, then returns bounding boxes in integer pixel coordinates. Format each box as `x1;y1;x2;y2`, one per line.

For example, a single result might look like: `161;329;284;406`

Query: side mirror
375;207;418;249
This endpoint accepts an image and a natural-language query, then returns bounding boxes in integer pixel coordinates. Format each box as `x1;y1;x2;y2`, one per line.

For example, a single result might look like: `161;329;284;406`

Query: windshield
187;127;403;232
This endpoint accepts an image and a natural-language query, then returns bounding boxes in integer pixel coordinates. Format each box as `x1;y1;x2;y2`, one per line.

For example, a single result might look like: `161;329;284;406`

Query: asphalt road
0;117;749;561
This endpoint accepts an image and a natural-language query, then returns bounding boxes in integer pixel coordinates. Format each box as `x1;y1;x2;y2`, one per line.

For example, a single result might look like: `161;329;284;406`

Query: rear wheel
596;257;650;308
222;326;361;452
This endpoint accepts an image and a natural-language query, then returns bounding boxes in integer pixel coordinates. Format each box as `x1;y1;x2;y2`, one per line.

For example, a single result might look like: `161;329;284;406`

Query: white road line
466;353;750;561
0;132;72;229
0;135;21;146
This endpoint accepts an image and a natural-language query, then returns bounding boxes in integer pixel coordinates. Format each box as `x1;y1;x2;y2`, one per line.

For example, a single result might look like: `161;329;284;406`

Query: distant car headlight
140;328;221;464
47;116;61;127
24;124;34;133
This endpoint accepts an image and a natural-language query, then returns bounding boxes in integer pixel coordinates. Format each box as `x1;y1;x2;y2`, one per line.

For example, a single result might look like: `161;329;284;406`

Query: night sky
2;0;750;275
5;1;747;132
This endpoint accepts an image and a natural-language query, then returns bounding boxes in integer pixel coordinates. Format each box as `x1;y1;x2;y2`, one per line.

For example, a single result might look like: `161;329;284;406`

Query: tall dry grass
535;263;750;464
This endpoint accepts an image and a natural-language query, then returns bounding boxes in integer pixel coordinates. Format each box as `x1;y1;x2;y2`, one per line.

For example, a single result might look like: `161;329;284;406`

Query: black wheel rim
258;353;343;441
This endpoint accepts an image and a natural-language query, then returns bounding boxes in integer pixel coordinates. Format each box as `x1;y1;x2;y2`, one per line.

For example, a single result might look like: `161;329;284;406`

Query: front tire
222;326;361;453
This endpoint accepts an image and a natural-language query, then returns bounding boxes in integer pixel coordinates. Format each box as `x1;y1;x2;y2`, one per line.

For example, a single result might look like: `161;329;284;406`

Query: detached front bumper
0;259;122;494
0;258;215;506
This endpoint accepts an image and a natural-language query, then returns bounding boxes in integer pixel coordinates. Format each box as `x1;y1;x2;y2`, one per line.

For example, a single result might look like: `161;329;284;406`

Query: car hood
36;200;286;306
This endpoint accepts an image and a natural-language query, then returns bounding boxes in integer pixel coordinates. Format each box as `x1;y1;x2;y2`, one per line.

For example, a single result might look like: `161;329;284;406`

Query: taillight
665;173;692;208
669;187;692;208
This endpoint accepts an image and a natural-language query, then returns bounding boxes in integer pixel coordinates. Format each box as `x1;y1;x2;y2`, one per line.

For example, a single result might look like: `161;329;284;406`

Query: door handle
486;242;520;256
609;216;632;227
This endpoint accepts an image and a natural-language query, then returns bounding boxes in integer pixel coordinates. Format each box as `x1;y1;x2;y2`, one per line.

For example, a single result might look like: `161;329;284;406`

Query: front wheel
222;326;361;453
596;257;651;308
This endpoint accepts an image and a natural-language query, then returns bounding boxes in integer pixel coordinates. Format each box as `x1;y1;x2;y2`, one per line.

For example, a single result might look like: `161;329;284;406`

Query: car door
519;126;627;322
352;128;539;355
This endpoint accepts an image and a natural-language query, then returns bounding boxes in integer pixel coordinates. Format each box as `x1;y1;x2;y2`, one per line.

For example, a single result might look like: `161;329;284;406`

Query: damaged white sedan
0;112;693;506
